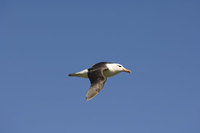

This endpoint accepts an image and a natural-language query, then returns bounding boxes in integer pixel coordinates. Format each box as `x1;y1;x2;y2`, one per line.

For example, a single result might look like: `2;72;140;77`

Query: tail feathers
68;69;88;78
68;73;87;78
68;73;77;76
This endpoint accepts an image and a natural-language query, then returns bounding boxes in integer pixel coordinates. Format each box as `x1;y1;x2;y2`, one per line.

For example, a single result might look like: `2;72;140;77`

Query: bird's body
69;66;120;78
68;62;131;101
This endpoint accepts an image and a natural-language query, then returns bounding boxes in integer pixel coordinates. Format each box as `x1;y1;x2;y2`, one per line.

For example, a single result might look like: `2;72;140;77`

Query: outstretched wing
86;67;107;101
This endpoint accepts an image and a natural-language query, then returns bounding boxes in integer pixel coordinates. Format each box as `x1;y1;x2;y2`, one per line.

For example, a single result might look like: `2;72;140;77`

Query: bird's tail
68;72;88;78
68;69;88;78
68;73;77;76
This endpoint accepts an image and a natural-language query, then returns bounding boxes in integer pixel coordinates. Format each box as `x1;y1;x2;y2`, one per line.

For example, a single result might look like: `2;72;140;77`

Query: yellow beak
122;68;131;74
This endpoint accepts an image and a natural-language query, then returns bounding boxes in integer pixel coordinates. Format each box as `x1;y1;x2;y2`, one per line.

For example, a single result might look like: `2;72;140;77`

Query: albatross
68;62;131;101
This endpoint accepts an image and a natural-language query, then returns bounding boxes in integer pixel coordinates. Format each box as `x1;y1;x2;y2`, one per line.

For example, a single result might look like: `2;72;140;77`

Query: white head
106;63;131;74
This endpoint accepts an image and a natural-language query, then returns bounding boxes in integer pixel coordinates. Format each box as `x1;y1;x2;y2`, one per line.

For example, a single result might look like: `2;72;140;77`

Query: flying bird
68;62;131;101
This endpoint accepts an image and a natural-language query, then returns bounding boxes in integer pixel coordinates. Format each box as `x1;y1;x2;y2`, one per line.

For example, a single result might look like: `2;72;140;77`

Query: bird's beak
122;68;131;74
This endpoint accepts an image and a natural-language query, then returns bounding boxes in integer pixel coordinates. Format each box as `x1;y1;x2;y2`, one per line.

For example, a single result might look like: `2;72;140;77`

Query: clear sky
0;0;200;133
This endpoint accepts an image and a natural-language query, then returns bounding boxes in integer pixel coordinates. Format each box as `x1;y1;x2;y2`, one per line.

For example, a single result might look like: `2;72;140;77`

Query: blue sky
0;0;200;133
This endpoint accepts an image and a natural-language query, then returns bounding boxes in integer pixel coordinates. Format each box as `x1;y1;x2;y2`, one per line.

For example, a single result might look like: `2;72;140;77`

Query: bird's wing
86;67;108;101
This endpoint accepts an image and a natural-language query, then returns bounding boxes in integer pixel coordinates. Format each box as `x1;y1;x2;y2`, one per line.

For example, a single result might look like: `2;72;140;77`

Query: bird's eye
118;65;122;67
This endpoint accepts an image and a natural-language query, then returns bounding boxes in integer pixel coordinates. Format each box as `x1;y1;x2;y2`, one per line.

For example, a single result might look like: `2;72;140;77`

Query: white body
72;63;126;78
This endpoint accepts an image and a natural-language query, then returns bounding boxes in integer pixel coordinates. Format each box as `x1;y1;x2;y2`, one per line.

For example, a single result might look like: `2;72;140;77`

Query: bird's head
109;63;131;74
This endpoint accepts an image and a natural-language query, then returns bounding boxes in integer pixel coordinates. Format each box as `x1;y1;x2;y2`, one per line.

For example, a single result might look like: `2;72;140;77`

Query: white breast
104;70;120;77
